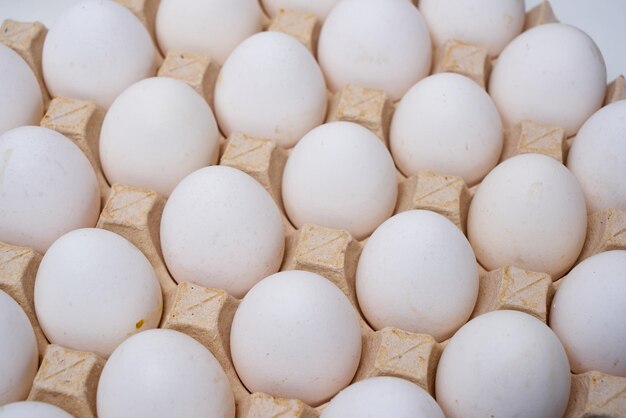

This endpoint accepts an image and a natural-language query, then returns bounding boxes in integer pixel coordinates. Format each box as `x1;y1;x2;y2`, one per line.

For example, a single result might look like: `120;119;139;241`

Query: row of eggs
1;0;625;417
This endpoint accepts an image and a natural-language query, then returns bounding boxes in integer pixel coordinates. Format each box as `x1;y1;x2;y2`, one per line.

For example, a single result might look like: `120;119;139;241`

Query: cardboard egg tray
1;1;626;417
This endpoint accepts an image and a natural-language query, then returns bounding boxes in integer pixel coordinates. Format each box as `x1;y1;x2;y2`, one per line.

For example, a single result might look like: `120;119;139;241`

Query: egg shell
0;401;72;418
214;31;327;148
99;77;220;197
321;376;444;418
567;100;626;213
419;0;525;57
317;0;431;101
390;72;503;186
42;0;157;109
34;228;163;358
436;310;571;418
0;44;43;135
0;290;38;406
230;270;362;406
468;153;587;278
0;126;100;253
261;0;341;21
282;121;397;240
357;210;479;341
160;166;285;298
156;0;263;65
97;329;235;418
489;23;606;137
550;250;626;377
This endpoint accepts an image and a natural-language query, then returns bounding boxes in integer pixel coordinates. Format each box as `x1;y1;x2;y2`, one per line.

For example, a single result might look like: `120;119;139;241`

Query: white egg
100;77;220;197
0;291;38;406
489;23;606;137
214;31;327;148
468;153;587;278
161;166;284;298
0;44;43;135
0;402;72;418
97;329;235;418
156;0;263;65
317;0;431;101
321;377;444;418
261;0;341;21
42;0;157;109
34;228;162;358
567;100;626;213
419;0;525;57
282;122;397;240
436;310;571;418
230;270;362;406
0;126;100;253
357;210;478;341
390;73;503;185
550;250;626;377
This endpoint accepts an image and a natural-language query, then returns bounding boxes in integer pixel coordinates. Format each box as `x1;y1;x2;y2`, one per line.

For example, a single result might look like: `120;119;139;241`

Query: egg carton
1;0;626;417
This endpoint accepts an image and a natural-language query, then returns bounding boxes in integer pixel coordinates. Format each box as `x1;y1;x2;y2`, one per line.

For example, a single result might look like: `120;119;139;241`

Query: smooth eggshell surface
436;310;571;418
468;153;587;279
318;0;431;101
357;210;479;341
230;270;362;406
156;0;263;65
97;329;235;418
390;72;503;186
0;44;43;135
282;121;397;240
321;377;444;418
0;126;100;253
261;0;341;21
0;291;38;406
160;166;284;298
34;228;162;358
567;100;626;213
550;250;626;377
0;402;73;418
214;31;327;148
42;0;157;109
419;0;525;57
489;23;606;137
100;77;220;197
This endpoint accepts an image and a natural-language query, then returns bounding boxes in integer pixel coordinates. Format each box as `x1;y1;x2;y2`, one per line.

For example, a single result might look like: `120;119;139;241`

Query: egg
567;100;626;213
34;228;163;358
42;0;157;109
99;77;220;197
0;44;43;135
436;310;571;418
0;402;72;418
0;291;37;406
282;122;397;240
97;329;235;418
261;0;341;21
321;377;444;418
317;0;431;101
550;250;626;377
356;210;478;341
0;126;100;253
419;0;525;57
468;153;587;278
156;0;263;65
160;166;284;298
230;270;362;406
489;23;606;137
390;73;503;186
214;31;327;148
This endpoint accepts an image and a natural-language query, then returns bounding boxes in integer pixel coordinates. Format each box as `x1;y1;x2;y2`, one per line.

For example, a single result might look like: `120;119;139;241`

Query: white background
0;0;625;80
